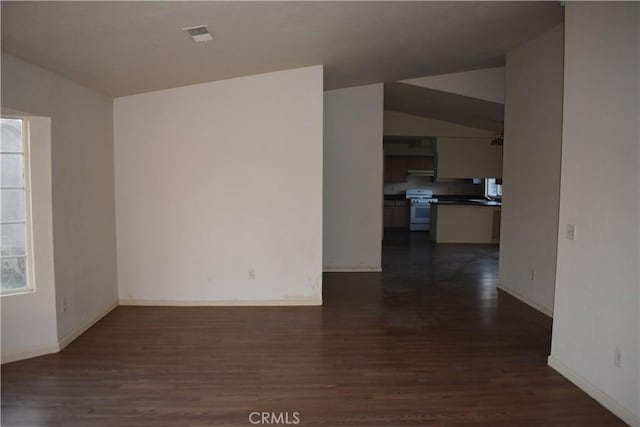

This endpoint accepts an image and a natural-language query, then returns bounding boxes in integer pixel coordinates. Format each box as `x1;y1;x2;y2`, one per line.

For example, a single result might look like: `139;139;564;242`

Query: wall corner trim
497;284;553;317
57;300;119;351
548;355;640;427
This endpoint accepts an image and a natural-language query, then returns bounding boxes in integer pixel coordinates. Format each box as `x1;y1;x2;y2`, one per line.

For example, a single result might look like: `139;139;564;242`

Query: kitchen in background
383;136;503;244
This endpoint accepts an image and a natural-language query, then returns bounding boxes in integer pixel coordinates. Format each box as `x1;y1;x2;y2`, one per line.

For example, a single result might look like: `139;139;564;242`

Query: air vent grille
182;25;213;43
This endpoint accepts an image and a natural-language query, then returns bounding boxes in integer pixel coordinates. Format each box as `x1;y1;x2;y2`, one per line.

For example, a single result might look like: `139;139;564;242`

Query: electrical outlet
566;224;576;241
248;269;255;280
530;270;536;281
62;297;68;313
614;348;622;368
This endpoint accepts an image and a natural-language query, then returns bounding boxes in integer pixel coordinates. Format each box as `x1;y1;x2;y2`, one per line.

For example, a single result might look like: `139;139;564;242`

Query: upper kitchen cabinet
384;155;435;183
436;137;502;179
384;156;409;182
407;156;434;171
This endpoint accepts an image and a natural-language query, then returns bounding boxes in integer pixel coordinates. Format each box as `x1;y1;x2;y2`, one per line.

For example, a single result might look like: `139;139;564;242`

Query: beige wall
549;4;639;425
436;137;502;179
323;84;383;272
401;67;505;104
499;24;564;317
1;53;118;352
114;66;324;305
384;110;494;138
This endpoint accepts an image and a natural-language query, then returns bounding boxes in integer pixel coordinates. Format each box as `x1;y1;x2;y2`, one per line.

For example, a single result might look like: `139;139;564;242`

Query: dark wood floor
2;231;623;426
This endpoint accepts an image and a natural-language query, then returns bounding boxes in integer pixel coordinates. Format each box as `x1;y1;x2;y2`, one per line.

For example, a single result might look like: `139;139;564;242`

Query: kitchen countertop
431;199;502;207
384;193;501;207
385;193;482;201
383;194;407;201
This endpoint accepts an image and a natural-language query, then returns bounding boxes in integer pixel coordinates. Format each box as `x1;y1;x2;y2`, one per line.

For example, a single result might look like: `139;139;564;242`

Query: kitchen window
1;117;34;295
485;178;502;199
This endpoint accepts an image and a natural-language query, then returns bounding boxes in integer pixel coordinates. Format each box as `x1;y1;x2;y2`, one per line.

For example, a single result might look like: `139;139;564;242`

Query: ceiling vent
182;25;213;43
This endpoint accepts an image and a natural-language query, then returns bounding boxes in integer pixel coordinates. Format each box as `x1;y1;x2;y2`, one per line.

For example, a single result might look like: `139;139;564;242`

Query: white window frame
1;117;36;296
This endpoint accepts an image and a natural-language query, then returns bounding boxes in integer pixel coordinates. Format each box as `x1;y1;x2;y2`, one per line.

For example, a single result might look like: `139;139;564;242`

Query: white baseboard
1;342;59;365
58;301;119;350
548;355;639;427
497;285;553;317
119;295;322;307
323;266;382;272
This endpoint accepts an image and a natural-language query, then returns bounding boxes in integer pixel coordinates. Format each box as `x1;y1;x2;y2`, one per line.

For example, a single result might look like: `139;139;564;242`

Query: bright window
485;178;502;199
1;118;34;295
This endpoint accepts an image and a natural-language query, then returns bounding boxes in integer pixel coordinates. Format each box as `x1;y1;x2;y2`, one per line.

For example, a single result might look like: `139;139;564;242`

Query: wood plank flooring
1;231;624;426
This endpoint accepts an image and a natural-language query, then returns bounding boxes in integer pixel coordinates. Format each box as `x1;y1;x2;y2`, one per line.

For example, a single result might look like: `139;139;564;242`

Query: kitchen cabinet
384;156;407;182
384;156;434;183
390;157;408;182
492;209;501;241
384;199;409;229
435;137;502;179
384;201;394;228
393;200;409;228
383;157;393;183
407;156;434;171
430;203;501;244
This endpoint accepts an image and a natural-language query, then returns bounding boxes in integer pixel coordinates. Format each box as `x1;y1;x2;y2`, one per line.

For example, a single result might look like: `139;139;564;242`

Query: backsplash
384;175;484;196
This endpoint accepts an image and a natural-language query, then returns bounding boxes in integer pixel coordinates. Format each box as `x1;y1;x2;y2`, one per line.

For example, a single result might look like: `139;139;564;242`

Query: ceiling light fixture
490;132;504;146
182;25;212;43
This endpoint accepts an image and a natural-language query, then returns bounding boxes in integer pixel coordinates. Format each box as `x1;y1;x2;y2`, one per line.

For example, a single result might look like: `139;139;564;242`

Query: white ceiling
1;2;563;97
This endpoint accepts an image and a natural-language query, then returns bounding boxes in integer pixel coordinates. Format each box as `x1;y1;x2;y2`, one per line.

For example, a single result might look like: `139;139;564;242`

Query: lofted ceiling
385;82;505;131
1;1;563;97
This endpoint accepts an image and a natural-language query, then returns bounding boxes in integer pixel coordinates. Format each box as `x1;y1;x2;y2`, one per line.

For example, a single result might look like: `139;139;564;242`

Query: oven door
410;203;431;231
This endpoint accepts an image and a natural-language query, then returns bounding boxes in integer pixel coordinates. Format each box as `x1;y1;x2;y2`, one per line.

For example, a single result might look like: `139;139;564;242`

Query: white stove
406;189;438;231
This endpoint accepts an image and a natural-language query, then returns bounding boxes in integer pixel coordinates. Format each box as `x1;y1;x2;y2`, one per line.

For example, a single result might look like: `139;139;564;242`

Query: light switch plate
566;224;576;241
